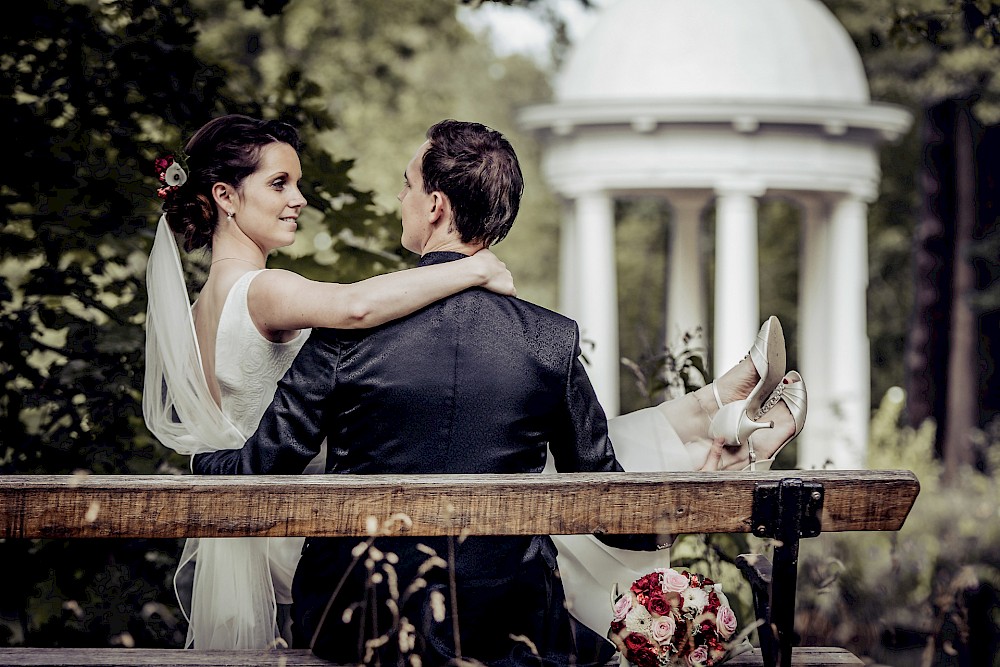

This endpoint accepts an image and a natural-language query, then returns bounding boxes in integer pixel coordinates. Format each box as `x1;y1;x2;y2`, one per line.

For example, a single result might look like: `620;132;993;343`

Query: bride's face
232;142;306;252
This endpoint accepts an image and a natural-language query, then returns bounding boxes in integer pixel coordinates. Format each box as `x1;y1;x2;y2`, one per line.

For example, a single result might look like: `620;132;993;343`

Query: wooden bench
0;470;919;667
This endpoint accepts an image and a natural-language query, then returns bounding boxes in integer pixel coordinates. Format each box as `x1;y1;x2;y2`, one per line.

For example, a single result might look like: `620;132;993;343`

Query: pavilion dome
555;0;871;106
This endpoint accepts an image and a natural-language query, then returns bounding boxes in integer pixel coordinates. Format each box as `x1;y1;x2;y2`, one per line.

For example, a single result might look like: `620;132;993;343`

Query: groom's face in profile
397;141;435;254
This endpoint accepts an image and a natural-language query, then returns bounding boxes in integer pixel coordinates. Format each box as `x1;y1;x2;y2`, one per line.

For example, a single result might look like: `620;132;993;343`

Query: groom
193;119;656;665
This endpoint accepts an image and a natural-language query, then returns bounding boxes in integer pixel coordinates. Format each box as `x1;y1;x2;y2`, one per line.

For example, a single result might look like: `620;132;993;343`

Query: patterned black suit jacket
194;251;655;665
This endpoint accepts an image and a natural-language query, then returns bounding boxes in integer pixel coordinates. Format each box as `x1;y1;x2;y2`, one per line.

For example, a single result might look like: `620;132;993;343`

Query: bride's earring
226;210;234;222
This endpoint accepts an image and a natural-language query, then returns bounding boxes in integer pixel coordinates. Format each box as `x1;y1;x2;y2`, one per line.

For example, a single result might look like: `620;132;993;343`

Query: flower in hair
155;154;188;199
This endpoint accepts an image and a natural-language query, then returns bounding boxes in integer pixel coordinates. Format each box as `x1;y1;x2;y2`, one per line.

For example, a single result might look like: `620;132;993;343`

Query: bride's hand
687;437;744;471
690;437;723;471
471;248;516;297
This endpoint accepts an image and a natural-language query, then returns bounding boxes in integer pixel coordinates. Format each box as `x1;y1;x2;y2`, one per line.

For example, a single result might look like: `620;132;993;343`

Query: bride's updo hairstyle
163;114;301;251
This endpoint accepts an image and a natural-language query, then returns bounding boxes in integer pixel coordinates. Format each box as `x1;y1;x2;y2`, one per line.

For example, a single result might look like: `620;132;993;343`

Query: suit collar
418;251;470;267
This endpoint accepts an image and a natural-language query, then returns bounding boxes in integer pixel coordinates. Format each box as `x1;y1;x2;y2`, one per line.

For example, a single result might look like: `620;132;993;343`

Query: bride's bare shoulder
195;268;257;322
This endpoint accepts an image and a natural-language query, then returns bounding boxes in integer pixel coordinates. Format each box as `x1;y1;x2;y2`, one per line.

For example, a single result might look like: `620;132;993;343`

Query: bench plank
1;471;918;539
0;648;329;666
0;647;863;666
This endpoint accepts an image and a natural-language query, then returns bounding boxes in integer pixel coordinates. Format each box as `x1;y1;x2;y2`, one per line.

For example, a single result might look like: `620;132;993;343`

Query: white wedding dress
143;216;323;648
178;269;326;647
144;214;691;649
546;405;695;637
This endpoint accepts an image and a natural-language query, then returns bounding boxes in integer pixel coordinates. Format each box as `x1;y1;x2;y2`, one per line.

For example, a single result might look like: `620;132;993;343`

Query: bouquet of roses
609;568;738;667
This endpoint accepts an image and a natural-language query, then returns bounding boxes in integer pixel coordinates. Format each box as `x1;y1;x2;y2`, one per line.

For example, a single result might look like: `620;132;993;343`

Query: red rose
625;632;653;653
624;636;660;667
632;572;659;597
633;644;659;667
646;590;671;616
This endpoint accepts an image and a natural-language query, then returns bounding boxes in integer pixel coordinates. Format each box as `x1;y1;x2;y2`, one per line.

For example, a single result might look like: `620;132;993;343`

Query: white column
797;197;834;469
824;195;870;469
666;195;708;351
713;187;762;375
558;197;579;320
574;191;620;417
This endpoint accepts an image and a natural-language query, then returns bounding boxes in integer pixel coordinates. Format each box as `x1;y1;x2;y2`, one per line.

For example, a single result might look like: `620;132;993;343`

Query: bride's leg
654;354;761;444
561;357;778;639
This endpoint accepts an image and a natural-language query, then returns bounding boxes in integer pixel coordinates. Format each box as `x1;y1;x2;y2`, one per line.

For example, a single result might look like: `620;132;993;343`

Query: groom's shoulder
479;291;580;341
504;294;574;327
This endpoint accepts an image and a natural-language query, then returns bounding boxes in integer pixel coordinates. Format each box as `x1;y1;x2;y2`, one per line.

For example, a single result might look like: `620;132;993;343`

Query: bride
143;113;807;652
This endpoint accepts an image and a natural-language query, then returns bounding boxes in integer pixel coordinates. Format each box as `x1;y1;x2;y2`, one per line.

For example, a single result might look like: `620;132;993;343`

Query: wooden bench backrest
1;470;919;540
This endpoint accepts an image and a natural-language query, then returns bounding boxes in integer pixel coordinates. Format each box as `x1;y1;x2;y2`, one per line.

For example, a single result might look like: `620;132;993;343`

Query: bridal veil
143;215;280;649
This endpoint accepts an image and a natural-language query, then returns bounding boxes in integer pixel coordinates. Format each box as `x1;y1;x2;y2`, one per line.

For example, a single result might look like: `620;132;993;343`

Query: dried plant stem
309;535;377;651
447;535;462;659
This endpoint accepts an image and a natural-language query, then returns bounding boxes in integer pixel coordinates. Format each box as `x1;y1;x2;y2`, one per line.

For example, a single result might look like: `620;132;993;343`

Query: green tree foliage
796;391;1000;665
828;0;1000;121
185;0;559;305
823;1;1000;453
0;0;406;646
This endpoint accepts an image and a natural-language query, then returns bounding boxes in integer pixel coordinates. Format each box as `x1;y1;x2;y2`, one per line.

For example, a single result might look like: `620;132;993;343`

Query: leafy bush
667;387;1000;667
0;0;405;647
795;389;1000;666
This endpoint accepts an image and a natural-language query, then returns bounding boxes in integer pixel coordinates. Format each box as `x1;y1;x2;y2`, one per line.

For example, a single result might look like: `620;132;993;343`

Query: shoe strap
754;382;785;420
712;382;724;410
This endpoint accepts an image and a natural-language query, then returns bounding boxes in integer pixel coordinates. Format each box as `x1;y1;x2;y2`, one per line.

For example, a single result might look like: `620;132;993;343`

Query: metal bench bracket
739;478;824;667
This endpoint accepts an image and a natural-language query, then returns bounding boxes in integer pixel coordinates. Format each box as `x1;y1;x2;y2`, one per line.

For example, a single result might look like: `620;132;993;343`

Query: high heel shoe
744;316;786;420
709;316;786;421
745;371;808;471
710;399;774;446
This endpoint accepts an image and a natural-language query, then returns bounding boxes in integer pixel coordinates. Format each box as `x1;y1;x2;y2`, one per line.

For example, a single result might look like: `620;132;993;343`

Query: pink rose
687;645;709;666
650;616;676;644
716;605;738;639
613;593;633;622
661;568;689;593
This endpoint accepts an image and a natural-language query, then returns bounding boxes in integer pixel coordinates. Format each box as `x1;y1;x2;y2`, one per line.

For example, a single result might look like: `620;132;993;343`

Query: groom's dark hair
422;119;523;247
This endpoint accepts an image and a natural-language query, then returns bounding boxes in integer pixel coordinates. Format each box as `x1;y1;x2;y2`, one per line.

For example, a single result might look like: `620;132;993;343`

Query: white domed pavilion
519;0;912;469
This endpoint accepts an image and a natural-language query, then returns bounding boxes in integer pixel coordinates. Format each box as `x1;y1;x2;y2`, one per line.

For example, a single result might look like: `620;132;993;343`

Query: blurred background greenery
1;0;998;664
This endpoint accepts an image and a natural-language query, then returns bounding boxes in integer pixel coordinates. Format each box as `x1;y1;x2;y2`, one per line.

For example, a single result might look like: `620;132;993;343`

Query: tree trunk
907;103;954;435
942;103;980;484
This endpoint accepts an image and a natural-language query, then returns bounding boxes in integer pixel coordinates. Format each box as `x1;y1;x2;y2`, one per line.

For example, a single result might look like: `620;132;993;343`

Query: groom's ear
428;191;451;226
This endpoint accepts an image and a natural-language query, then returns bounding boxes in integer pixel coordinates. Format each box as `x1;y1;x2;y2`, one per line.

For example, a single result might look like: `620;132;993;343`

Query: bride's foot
663;316;786;426
720;316;786;417
694;398;795;472
712;354;763;407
